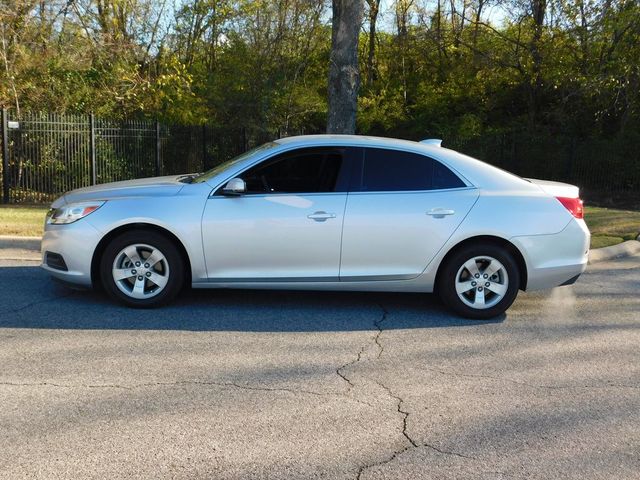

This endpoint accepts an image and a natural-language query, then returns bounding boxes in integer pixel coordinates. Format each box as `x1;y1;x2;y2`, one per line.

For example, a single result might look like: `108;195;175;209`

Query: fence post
201;124;206;171
1;108;9;204
155;120;161;176
89;113;97;185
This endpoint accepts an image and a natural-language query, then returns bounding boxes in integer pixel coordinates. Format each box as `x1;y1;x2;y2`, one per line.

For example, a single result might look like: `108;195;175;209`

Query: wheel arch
91;223;192;288
434;235;528;291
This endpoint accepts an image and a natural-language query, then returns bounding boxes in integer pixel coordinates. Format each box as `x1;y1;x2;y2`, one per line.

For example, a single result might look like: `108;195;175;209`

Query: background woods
0;0;639;204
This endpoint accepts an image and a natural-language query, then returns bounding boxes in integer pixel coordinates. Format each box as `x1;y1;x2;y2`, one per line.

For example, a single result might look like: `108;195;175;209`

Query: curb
0;235;41;251
588;240;640;264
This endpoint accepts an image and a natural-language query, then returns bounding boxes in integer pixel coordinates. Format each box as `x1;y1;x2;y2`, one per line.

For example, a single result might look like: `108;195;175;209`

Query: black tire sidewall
438;243;520;320
100;230;184;308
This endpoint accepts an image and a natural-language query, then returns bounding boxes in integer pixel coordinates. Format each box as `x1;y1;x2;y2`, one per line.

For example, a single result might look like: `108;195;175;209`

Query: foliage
1;1;639;152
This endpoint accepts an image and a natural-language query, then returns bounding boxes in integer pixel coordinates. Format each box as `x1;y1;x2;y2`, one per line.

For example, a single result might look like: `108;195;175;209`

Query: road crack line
0;380;375;406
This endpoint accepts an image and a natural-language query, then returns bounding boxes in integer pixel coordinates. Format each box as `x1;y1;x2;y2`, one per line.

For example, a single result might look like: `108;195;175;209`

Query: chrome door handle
307;211;336;222
427;208;455;218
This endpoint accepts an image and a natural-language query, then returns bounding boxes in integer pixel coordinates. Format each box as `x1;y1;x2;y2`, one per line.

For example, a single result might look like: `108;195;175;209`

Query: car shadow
0;266;504;331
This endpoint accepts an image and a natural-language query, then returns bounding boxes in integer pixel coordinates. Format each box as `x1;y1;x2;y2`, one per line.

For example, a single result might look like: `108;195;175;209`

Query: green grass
584;206;640;248
0;205;48;237
1;204;639;249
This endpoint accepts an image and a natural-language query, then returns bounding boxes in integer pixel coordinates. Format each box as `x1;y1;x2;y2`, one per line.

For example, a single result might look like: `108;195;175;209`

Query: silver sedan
41;135;590;319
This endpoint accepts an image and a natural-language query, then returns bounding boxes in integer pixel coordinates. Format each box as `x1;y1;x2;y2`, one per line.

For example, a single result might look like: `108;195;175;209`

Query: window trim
212;146;355;196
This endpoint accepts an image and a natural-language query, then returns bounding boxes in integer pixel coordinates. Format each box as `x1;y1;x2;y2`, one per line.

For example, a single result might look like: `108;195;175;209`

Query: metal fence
0;110;262;204
1;109;639;206
446;132;640;208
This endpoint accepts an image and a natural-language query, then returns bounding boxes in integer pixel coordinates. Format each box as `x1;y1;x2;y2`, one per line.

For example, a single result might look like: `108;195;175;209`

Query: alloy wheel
455;256;509;310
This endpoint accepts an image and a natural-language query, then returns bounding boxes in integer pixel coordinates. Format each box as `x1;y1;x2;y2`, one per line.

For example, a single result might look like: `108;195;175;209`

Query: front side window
240;148;347;194
356;148;465;192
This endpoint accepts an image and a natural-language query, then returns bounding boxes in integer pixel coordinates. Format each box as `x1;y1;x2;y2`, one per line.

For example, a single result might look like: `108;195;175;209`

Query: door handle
426;208;455;218
307;211;336;222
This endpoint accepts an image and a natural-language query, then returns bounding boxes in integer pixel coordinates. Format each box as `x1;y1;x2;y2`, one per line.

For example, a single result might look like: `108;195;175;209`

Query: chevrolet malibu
42;135;590;319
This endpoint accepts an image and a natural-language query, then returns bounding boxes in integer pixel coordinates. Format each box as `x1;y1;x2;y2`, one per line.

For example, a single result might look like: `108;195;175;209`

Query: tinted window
358;148;465;191
241;148;345;194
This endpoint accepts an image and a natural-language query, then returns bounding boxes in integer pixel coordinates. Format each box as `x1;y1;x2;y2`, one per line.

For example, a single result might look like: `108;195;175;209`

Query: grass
0;205;48;237
584;206;640;248
1;204;639;249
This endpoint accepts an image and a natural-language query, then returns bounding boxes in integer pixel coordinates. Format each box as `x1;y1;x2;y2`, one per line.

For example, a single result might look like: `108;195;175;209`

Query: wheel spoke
113;268;135;281
456;280;475;294
486;282;507;297
145;249;165;267
147;272;168;289
123;245;143;265
473;288;486;306
463;259;481;277
132;277;146;298
483;260;502;278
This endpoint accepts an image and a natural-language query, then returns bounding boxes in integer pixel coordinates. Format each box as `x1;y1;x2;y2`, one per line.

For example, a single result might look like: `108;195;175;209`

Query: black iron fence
1;109;638;206
446;131;640;208
0;110;265;204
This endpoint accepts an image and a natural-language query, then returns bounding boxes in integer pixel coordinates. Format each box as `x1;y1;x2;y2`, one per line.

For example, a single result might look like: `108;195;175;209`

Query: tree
327;0;363;134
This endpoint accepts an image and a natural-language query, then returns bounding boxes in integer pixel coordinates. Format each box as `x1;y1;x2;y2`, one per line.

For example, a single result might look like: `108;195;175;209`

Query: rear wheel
438;243;520;319
100;230;184;307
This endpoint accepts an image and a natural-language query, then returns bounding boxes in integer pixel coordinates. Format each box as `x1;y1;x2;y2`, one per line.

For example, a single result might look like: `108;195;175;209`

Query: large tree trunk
327;0;363;134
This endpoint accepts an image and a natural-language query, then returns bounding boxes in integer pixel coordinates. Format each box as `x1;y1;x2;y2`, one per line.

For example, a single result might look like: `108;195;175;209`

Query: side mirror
222;177;246;196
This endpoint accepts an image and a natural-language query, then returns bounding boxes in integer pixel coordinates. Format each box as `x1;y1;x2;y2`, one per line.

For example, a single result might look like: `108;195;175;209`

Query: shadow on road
0;266;503;331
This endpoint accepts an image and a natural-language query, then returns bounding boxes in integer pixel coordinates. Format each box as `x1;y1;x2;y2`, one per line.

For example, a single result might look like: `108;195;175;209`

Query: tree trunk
327;0;363;134
366;0;380;87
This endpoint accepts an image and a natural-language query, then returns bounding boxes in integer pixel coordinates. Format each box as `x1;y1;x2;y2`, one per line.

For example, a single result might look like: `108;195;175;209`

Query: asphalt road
0;255;638;479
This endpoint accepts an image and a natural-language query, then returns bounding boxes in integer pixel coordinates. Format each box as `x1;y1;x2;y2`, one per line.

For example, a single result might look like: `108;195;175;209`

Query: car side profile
41;135;590;319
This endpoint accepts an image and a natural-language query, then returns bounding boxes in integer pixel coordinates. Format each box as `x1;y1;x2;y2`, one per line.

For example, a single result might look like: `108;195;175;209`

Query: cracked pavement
0;255;638;479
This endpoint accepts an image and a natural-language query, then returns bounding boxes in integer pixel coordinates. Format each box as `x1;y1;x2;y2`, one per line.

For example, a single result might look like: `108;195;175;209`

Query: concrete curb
0;235;41;251
2;235;639;264
588;240;640;264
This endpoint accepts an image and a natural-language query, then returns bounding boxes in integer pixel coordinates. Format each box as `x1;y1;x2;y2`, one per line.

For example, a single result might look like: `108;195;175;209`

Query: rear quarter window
357;148;466;192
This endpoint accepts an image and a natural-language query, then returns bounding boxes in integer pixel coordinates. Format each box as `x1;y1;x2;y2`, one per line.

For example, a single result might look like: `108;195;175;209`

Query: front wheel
100;230;185;308
438;243;520;319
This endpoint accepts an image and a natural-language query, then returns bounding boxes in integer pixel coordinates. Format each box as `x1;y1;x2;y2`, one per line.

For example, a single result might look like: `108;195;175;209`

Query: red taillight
556;197;584;219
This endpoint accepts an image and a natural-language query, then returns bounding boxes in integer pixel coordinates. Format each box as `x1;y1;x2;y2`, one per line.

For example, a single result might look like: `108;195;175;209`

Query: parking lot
0;255;638;479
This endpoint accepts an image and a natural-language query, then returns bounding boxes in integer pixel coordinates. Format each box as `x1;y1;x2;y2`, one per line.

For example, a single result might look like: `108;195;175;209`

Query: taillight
556;197;584;219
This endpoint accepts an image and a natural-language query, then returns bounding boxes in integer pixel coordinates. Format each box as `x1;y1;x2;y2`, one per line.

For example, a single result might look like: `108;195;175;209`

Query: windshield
192;142;278;184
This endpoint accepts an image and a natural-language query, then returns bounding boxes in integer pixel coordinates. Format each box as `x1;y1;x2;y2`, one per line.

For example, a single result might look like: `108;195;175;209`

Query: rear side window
356;148;465;192
240;148;348;194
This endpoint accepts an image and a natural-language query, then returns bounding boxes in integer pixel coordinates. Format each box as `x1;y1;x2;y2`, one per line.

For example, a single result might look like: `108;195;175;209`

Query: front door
201;147;353;281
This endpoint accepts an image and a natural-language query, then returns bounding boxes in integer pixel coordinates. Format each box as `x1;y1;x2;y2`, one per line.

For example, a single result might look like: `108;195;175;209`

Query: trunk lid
525;178;580;198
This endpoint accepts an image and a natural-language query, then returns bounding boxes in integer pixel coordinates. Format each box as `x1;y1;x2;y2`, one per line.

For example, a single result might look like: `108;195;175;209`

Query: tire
437;242;520;320
100;229;185;308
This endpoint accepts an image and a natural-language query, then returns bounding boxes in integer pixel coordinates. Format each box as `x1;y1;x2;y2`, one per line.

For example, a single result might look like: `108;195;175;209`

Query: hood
525;178;580;198
52;175;188;207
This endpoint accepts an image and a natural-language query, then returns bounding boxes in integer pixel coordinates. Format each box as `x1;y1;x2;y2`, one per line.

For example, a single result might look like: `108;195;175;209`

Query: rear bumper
511;218;590;291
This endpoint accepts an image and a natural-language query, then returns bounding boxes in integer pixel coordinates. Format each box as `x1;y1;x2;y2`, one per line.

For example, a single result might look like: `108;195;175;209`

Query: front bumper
511;218;590;291
40;220;103;287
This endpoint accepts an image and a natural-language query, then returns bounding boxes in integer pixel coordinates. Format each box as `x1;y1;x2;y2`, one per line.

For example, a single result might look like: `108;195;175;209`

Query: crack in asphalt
335;303;389;391
0;291;77;318
345;304;475;479
0;380;376;407
336;345;366;390
373;303;388;359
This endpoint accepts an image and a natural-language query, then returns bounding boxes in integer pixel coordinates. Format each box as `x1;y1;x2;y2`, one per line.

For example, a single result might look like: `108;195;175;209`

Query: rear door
339;147;479;281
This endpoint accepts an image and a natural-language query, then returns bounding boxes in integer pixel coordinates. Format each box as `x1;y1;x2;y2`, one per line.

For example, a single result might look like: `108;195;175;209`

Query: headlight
46;201;105;225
